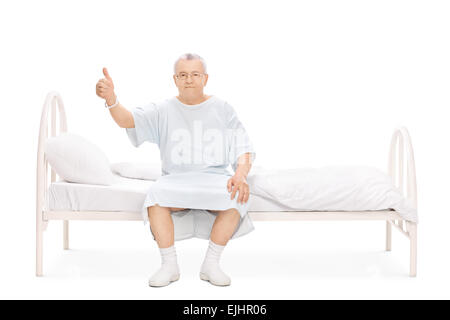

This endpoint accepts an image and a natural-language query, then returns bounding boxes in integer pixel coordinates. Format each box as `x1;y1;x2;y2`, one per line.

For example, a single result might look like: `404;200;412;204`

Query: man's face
173;59;208;97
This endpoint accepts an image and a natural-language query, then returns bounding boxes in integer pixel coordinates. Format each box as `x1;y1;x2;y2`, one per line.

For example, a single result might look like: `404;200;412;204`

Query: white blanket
247;165;418;222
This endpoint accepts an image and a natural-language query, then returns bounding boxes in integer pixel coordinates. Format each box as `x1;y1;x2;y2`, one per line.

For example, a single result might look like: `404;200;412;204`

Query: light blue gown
126;95;256;241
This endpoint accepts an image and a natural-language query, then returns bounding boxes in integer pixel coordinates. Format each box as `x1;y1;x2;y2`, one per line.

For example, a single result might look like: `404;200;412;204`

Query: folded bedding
246;165;417;222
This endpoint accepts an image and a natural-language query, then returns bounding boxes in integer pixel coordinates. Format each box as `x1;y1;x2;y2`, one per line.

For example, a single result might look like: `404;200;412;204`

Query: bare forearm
228;153;253;204
234;152;252;178
109;104;134;128
106;95;134;128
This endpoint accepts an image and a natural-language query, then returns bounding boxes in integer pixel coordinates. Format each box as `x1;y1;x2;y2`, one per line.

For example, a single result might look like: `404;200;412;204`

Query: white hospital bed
36;92;418;277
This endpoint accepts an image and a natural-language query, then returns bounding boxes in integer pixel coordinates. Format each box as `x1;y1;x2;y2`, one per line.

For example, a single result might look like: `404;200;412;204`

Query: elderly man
96;53;256;287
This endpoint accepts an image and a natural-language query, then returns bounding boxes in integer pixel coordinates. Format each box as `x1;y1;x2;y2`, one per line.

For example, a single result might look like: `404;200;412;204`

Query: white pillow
44;133;114;185
110;162;162;180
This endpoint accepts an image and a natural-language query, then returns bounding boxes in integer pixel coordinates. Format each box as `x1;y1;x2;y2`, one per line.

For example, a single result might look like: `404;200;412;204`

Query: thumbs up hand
96;67;116;105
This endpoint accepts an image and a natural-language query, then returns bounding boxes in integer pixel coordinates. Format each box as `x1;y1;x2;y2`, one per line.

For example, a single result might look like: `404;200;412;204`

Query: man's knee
147;205;186;218
169;207;187;212
147;204;170;216
209;208;239;216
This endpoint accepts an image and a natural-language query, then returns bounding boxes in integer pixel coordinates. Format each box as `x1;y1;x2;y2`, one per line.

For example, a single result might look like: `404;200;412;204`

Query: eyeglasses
175;72;205;81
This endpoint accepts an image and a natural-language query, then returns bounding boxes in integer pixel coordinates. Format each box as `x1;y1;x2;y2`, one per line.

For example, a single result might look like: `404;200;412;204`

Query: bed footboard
386;127;418;277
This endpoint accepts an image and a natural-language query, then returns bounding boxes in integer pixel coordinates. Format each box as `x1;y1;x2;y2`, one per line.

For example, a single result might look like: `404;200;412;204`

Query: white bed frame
36;91;418;277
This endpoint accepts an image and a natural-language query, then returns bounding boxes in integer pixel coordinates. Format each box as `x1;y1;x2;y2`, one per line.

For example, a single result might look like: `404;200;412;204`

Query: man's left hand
227;174;250;204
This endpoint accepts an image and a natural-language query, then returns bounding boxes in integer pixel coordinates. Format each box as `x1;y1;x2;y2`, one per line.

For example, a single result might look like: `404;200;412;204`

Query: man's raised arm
96;67;135;128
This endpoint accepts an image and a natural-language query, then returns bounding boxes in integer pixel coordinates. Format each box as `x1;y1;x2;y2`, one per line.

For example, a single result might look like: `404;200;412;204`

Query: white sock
202;240;225;266
200;240;231;286
160;245;178;267
148;245;180;287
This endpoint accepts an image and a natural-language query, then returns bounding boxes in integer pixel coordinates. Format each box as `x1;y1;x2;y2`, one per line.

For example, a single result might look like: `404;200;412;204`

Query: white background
1;0;449;299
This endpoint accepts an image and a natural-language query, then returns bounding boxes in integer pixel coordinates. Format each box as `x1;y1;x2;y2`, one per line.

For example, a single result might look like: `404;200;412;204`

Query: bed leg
407;221;417;277
63;220;69;250
386;220;392;251
36;220;44;276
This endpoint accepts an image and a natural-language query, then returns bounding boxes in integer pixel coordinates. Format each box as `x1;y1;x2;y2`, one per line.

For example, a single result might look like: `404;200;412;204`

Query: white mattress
47;172;289;213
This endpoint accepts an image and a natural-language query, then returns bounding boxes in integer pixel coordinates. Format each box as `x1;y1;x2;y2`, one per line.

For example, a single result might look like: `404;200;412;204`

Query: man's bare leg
147;205;185;287
209;208;241;246
147;205;186;248
200;208;241;286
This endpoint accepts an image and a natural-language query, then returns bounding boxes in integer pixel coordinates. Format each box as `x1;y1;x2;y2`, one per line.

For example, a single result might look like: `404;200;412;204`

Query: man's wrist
105;94;117;106
234;172;247;180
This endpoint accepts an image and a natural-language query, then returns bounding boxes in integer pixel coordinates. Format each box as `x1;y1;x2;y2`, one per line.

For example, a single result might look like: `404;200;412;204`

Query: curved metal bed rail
388;126;418;209
386;126;418;277
36;91;67;276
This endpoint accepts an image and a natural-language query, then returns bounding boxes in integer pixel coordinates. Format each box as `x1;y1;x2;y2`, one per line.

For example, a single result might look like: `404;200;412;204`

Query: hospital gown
126;95;256;241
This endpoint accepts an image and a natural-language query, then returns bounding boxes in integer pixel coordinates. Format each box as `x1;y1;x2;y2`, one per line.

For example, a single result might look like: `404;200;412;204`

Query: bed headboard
388;127;418;209
36;91;67;216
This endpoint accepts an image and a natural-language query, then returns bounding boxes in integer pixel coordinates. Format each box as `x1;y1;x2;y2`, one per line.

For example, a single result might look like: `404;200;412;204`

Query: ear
203;74;209;87
173;74;177;86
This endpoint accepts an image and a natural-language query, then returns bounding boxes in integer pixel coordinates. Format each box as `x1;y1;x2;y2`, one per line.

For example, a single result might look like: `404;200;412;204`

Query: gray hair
174;53;207;74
